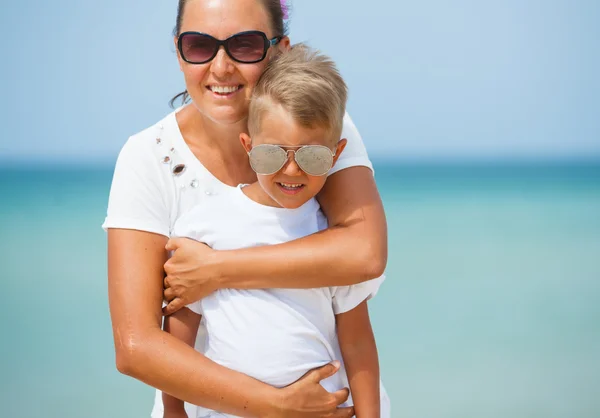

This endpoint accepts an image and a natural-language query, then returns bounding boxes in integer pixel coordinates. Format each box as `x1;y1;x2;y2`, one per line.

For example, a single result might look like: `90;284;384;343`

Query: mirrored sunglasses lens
181;34;217;63
295;146;334;176
249;145;287;174
228;33;266;62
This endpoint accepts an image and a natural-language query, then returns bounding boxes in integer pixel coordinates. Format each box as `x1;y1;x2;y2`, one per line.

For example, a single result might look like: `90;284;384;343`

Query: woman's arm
164;166;387;313
336;301;380;418
108;228;354;418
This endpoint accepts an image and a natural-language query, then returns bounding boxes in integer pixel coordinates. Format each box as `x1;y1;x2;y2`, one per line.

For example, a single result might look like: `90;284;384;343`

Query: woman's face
175;0;290;125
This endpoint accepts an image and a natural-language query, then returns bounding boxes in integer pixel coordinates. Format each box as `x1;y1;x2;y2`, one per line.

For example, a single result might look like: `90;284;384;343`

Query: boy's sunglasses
177;31;281;64
248;144;337;177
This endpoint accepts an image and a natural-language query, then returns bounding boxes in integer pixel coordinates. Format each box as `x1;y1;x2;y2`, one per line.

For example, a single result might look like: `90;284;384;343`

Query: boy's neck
241;183;283;208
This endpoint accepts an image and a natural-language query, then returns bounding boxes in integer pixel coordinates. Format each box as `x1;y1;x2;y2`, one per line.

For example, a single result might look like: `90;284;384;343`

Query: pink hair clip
280;0;289;19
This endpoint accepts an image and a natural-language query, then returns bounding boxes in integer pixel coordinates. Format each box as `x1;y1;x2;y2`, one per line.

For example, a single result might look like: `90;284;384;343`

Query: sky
0;0;599;163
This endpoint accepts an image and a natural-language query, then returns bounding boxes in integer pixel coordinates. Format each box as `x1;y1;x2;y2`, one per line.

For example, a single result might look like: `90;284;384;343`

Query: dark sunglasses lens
249;145;288;175
228;33;266;62
295;146;334;176
180;33;217;63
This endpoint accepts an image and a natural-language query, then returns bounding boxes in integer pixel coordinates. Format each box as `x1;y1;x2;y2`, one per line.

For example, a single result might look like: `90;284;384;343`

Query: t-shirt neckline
167;107;239;192
234;184;319;217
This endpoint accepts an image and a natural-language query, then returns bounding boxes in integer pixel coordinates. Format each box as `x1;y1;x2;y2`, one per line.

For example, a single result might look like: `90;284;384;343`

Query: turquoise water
1;162;599;418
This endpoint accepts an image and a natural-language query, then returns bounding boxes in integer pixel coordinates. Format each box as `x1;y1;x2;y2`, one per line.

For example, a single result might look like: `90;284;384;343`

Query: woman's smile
206;84;244;98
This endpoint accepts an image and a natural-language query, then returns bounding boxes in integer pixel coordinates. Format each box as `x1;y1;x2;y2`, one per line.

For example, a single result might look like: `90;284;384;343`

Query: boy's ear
277;36;291;53
240;133;253;153
332;138;348;166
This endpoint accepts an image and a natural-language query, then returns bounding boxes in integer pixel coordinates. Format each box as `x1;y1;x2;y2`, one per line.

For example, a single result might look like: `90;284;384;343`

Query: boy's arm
336;301;380;418
162;307;202;418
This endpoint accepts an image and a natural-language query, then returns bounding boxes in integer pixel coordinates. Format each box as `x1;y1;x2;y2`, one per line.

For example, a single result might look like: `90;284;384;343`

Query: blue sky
0;0;598;162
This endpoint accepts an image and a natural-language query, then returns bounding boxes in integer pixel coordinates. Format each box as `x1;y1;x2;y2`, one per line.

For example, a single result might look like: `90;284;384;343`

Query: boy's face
241;103;346;209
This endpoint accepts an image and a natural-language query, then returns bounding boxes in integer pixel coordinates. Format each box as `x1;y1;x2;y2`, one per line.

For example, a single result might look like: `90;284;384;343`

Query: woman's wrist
211;249;239;289
261;386;290;418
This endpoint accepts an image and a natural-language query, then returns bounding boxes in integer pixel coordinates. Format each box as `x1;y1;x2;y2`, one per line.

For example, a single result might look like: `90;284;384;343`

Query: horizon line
1;155;600;170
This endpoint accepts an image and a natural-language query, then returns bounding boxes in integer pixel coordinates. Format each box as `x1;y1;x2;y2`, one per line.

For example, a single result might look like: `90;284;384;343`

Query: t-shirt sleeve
328;112;374;176
186;301;203;315
332;274;385;315
102;135;172;236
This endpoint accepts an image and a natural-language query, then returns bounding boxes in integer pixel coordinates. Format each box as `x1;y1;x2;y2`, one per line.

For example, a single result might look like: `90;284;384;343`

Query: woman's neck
176;104;257;186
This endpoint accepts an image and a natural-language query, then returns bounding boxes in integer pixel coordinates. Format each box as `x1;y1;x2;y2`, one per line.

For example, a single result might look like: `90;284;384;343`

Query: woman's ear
240;133;253;153
174;36;184;71
332;138;348;166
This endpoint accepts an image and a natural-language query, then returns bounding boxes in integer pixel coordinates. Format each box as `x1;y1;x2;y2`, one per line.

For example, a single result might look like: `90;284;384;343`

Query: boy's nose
281;151;302;176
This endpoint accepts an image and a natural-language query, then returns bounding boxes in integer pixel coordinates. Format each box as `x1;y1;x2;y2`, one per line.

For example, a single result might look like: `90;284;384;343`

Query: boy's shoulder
181;186;241;218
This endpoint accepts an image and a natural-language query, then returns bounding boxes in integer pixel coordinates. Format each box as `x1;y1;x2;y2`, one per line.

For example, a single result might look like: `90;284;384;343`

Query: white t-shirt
102;108;377;417
172;186;386;418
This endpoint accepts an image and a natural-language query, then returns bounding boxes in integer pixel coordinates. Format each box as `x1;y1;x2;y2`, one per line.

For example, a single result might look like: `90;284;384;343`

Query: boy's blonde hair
248;44;347;143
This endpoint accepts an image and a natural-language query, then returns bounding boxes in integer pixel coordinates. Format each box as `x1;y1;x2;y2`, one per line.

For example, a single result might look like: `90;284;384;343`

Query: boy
164;45;389;418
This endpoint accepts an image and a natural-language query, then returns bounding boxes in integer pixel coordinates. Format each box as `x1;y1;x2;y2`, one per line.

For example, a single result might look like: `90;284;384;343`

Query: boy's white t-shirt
172;186;386;418
102;108;379;417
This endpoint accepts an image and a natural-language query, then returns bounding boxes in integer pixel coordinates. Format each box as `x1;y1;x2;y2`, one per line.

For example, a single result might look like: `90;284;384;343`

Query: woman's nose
210;47;234;77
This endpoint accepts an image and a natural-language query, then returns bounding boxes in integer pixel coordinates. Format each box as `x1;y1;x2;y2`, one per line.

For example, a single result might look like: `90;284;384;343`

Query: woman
104;0;387;416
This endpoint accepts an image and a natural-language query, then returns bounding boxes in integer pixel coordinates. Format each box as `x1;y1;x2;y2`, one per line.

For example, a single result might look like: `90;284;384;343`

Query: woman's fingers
163;239;220;306
163;298;185;315
165;237;182;252
164;286;176;302
331;406;355;418
330;387;350;406
310;361;341;383
279;363;352;417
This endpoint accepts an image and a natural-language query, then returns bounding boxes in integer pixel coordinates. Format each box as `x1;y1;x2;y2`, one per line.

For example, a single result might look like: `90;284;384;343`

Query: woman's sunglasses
177;31;281;64
248;144;337;177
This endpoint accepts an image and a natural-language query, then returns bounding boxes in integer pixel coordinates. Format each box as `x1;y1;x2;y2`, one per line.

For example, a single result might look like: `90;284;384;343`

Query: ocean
1;161;599;418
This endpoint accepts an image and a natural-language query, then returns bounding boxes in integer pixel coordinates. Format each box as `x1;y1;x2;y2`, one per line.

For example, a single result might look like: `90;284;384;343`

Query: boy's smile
277;182;305;194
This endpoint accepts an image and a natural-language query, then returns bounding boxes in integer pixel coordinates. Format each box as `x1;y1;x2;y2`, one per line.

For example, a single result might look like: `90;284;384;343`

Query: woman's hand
271;362;355;418
163;238;221;315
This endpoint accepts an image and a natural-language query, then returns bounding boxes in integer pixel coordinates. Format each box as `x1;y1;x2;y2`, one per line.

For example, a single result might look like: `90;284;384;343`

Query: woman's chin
204;106;248;126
